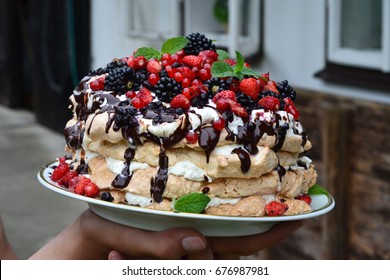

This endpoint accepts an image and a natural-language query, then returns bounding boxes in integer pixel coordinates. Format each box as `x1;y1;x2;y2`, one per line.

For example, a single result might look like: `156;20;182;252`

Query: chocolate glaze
111;148;135;189
297;160;308;170
150;148;169;202
276;165;286;182
64;122;84;151
231;147;251;173
198;127;221;163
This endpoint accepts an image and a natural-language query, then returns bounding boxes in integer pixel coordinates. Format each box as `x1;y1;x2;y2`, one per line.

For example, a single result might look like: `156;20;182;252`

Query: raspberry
73;177;100;197
51;162;70;182
239;77;261;101
258;96;280;111
170;94;190;110
57;171;78;187
265;201;289;216
295;194;312;205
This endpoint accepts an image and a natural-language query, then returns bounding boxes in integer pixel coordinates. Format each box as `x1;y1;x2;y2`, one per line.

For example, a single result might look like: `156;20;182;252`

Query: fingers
207;221;303;256
79;210;207;259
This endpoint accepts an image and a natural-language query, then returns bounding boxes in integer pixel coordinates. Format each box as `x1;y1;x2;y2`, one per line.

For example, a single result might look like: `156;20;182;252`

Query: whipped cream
168;160;210;182
106;157;149;175
125;192;153;207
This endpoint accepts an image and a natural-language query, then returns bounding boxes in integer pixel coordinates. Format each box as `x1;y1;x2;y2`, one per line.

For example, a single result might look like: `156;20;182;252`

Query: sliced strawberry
212;90;237;103
239;77;260;101
182;55;202;68
73;177;100;198
258;96;280;111
265;201;289;216
295;194;312;205
170;94;190;110
198;50;218;65
264;80;279;94
231;102;248;118
57;171;78;187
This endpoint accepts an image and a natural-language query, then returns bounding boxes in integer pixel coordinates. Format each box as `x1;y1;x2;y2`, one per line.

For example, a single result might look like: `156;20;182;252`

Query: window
316;0;390;91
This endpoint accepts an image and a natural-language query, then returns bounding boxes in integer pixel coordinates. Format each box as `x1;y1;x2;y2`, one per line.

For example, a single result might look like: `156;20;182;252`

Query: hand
29;210;210;260
109;220;303;260
207;220;303;259
0;215;18;260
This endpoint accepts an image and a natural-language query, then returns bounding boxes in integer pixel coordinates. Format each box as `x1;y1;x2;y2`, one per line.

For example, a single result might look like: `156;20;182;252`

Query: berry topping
154;77;182;103
198;50;218;64
212;90;237;103
212;117;226;131
295;194;312;205
146;60;162;74
51;161;70;182
101;192;114;202
264;80;279;94
170;94;191;110
89;76;105;91
258;96;281;111
277;80;297;101
185;130;199;144
57;171;78;187
182;55;202;69
265;201;289;216
184;32;216;55
73;177;100;197
133;56;147;70
239;77;261;101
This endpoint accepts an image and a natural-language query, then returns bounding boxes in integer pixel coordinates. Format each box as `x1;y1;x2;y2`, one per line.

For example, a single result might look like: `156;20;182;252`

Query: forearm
29;217;109;260
0;218;18;260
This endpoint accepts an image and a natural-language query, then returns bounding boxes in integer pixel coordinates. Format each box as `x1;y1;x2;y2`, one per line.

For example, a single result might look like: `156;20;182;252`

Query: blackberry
191;93;209;108
132;69;149;90
277;80;297;101
88;67;107;76
154;77;182;102
236;92;257;112
204;77;230;98
114;105;137;128
184;33;216;55
100;192;114;202
258;89;277;100
104;66;134;95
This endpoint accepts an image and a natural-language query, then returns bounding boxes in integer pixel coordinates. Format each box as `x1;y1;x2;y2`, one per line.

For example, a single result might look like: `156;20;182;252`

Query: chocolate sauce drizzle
111;148;135;189
150;148;169;202
231;147;251;173
198;127;221;163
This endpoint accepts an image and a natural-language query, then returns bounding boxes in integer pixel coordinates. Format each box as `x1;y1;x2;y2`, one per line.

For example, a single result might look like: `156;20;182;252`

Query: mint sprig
135;36;190;60
173;193;211;213
211;50;260;80
308;184;329;195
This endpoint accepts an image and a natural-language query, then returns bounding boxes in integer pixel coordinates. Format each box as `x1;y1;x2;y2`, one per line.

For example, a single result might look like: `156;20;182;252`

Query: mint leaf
216;49;230;61
134;47;161;60
240;66;261;77
308;184;329;195
211;61;236;78
234;51;244;73
174;193;211;213
161;36;190;54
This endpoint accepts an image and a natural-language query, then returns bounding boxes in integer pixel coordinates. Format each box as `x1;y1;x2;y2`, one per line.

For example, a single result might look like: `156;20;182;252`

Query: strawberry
258;96;280;111
57;171;78;187
198;50;218;65
239;77;260;101
170;94;190;110
230;102;248;118
295;194;312;205
84;182;100;198
51;161;70;182
265;201;289;216
146;60;162;74
182;86;200;100
264;80;279;94
212;90;237;103
285;104;300;120
182;55;202;68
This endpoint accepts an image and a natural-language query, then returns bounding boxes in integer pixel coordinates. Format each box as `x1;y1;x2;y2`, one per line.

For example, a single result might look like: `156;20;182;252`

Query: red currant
148;74;160;86
182;78;191;88
185;130;199;144
173;72;183;83
198;69;211;80
212;117;226;131
126;90;137;98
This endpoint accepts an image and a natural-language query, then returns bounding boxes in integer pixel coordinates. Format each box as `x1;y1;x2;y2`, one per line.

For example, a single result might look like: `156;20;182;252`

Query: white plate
37;162;335;236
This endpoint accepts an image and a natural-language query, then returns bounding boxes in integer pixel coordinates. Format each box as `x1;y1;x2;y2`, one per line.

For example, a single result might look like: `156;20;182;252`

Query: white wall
90;0;390;104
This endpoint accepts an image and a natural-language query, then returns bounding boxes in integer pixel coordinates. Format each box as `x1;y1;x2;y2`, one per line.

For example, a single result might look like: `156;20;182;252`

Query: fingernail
182;236;206;252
